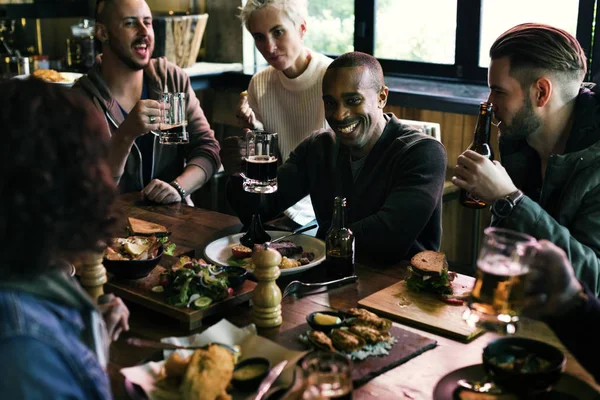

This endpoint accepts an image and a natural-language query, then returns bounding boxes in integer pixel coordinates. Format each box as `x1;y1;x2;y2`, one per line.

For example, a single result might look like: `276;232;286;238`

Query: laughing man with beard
75;0;220;205
228;52;447;264
452;23;600;295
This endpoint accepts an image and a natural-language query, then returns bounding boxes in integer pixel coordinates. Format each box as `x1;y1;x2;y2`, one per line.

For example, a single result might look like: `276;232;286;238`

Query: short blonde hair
239;0;308;30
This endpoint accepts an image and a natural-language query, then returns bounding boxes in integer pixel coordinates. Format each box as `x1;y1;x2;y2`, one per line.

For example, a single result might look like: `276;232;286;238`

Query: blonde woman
223;0;332;229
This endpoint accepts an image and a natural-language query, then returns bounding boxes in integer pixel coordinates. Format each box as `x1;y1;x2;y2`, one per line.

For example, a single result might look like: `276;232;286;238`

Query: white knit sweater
248;51;332;225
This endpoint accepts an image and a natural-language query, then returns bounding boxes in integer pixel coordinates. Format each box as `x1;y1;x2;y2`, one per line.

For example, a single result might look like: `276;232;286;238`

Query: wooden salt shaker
79;252;107;301
252;244;283;328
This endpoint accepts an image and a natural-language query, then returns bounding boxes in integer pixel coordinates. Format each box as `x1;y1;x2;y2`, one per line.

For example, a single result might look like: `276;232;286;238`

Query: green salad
158;257;233;308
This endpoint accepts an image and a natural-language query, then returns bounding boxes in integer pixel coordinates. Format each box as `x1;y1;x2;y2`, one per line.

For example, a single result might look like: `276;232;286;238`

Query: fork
125;337;240;354
282;275;358;298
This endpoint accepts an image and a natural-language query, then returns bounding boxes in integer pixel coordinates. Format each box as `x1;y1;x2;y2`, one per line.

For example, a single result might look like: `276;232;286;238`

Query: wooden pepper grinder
252;244;283;328
79;252;107;301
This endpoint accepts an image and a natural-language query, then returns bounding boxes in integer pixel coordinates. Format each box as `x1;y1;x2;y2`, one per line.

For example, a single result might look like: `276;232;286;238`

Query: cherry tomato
231;244;252;259
226;287;234;297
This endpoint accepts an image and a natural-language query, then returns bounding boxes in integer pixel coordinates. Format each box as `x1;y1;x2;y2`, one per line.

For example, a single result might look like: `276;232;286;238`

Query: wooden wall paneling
418;109;444;127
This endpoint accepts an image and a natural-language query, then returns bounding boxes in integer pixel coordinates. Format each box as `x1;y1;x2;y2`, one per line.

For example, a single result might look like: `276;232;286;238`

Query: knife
268;224;318;245
125;337;240;354
255;360;288;400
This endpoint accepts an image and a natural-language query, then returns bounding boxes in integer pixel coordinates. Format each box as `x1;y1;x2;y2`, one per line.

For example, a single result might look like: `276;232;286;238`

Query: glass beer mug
157;92;189;144
242;130;278;194
463;227;536;334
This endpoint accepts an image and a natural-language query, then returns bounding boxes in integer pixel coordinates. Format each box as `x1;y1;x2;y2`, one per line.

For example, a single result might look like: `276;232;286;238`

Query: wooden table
108;194;600;400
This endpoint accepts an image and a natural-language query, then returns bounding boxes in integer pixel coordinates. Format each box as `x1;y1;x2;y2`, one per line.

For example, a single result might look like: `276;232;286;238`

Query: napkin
120;319;305;400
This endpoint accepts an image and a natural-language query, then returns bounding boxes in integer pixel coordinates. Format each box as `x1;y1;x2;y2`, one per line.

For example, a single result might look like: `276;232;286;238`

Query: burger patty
270;240;303;257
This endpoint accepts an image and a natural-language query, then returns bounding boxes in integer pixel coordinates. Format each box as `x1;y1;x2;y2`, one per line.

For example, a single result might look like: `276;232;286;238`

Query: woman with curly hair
0;78;124;399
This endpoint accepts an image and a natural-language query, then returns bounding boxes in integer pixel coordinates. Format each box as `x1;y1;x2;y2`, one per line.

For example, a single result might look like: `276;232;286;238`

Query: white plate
14;72;83;87
204;230;325;276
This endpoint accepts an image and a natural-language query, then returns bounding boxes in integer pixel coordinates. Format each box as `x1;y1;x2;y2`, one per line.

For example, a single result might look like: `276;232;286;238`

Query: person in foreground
222;0;333;228
228;52;447;263
76;0;221;205
524;240;599;383
0;78;125;399
452;23;600;295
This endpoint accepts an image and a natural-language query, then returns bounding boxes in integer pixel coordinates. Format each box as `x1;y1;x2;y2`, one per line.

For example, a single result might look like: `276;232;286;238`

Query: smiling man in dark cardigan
228;52;447;264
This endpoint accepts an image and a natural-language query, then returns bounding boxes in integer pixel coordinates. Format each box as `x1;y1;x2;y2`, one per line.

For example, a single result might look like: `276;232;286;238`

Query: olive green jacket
494;84;600;295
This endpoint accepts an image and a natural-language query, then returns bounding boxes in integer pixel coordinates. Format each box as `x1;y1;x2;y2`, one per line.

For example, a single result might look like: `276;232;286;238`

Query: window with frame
304;0;594;84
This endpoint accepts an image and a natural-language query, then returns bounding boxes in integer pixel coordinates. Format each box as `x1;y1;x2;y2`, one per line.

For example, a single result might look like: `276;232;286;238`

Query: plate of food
203;231;325;277
14;69;83;86
120;319;304;400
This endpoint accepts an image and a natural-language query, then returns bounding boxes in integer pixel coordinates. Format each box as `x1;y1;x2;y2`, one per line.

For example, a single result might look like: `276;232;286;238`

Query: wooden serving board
358;273;484;343
279;323;437;387
105;264;256;330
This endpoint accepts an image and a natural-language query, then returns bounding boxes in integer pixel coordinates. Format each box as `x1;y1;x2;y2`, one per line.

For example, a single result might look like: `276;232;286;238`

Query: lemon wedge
314;313;341;325
124;241;148;256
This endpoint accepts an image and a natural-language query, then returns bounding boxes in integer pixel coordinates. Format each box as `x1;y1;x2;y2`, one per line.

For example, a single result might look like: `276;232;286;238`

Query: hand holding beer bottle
459;102;494;208
325;197;355;279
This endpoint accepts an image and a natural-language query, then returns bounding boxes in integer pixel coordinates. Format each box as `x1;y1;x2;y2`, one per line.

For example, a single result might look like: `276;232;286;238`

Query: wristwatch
491;189;524;218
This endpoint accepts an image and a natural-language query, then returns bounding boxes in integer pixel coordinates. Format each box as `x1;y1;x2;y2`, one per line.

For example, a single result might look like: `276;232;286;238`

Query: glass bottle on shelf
460;102;495;209
325;197;355;279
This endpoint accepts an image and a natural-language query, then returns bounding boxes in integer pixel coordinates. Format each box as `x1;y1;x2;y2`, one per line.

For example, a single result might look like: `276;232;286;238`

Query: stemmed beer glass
463;227;536;334
241;130;278;194
239;130;279;247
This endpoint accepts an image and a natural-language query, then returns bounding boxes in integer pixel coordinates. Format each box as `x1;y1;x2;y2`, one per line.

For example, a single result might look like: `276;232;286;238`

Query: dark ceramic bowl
306;311;346;334
482;337;565;394
103;244;163;280
223;265;249;289
231;357;271;392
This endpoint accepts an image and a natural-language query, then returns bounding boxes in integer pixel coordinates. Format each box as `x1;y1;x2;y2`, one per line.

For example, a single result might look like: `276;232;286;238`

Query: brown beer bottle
460;102;495;208
325;197;355;278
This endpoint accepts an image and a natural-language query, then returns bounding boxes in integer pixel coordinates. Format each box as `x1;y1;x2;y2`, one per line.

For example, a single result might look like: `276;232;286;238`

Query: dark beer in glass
242;130;278;193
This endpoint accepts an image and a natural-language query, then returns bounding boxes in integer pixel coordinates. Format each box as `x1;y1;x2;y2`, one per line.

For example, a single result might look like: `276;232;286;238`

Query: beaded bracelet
169;180;187;201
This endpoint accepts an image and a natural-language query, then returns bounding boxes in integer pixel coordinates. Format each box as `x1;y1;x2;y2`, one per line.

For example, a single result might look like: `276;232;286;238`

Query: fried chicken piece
347;308;392;332
308;330;336;352
346;308;380;320
181;345;234;400
32;69;65;82
348;325;389;344
330;328;365;352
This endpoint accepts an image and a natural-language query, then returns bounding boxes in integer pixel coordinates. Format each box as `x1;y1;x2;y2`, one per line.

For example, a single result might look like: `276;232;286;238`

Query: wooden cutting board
105;264;256;330
358;273;484;343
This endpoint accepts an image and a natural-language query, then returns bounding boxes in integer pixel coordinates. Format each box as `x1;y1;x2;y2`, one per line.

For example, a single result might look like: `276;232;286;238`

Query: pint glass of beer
242;130;278;194
463;227;536;334
158;92;189;144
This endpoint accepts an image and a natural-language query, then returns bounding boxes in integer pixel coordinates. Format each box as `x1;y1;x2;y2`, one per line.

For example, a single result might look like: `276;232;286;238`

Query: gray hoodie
74;57;221;198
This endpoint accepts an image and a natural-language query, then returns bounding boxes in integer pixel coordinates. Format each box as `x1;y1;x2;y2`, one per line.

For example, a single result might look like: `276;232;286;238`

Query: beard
499;98;542;140
105;37;152;71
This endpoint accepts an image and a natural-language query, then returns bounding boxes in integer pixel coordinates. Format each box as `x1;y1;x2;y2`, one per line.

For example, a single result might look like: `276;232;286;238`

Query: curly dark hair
0;78;117;279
